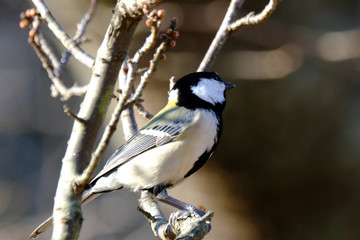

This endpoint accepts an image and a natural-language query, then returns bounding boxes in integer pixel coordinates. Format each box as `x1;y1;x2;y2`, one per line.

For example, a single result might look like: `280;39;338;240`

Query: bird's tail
29;190;101;239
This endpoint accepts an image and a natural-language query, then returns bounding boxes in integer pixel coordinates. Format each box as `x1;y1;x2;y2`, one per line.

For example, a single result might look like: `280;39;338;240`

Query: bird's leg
155;188;206;217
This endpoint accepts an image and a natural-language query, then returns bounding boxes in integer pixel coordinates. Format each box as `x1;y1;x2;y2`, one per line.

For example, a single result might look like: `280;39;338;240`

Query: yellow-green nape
167;100;178;108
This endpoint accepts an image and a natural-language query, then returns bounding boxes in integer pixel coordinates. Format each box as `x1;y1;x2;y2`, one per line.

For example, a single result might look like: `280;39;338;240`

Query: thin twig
51;83;88;100
31;0;95;68
22;4;91;99
125;9;161;100
29;31;88;100
197;0;282;71
229;0;282;31
38;34;61;77
130;16;178;107
119;9;163;138
135;102;153;119
197;0;244;72
74;0;98;42
62;0;98;65
119;58;138;140
131;41;166;101
63;105;87;124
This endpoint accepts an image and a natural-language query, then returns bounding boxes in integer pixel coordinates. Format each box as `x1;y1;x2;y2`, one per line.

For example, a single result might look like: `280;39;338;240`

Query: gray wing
89;106;194;186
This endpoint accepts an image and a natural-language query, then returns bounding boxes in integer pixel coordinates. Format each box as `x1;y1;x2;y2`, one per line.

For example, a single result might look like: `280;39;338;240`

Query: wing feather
89;106;193;186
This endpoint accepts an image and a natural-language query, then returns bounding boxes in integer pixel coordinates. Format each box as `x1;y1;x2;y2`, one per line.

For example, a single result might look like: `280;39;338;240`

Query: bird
30;71;234;238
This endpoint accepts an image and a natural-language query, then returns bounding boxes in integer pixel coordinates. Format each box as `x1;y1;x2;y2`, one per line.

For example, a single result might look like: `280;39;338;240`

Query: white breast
116;109;219;191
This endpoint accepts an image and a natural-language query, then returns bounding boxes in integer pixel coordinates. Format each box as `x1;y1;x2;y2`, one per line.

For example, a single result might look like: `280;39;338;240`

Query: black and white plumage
30;72;234;238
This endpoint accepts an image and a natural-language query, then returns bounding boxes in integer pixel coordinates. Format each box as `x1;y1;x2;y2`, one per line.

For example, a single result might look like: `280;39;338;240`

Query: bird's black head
169;72;234;115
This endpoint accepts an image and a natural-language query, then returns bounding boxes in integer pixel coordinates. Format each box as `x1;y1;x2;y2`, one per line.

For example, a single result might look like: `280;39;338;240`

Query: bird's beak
225;82;235;90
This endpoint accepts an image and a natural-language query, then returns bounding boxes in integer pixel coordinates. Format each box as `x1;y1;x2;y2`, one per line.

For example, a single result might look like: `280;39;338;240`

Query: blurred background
1;0;360;239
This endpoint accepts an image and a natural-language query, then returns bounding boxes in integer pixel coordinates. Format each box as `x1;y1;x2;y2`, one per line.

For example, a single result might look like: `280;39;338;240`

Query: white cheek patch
168;89;179;102
191;78;226;105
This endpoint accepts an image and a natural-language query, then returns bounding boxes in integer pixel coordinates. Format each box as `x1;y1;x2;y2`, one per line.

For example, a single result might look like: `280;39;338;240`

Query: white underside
111;109;219;191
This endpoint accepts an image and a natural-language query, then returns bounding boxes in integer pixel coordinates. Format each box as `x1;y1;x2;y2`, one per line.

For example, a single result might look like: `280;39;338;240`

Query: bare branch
28;30;87;100
39;34;88;99
51;83;88;101
135;101;154;119
138;192;176;240
120;107;138;139
131;17;178;102
197;0;283;72
118;10;177;140
119;8;162;138
63;105;87;124
229;0;282;31
74;0;98;43
61;0;98;66
38;34;61;77
197;0;244;72
21;6;90;100
31;0;95;68
119;59;138;140
138;192;213;240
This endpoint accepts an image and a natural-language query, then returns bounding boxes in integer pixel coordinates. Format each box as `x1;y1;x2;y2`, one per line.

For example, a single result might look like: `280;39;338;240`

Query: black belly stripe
184;118;223;178
184;149;213;178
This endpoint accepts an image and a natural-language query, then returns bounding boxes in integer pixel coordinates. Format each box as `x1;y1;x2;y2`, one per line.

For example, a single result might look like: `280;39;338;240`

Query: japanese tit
30;72;234;238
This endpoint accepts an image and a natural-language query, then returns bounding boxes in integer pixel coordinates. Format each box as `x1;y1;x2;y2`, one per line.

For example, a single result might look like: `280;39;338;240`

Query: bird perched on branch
30;72;234;238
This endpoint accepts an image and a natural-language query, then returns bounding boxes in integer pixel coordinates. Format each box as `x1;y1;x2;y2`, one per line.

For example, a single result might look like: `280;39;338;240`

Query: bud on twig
157;10;165;20
169;40;176;48
160;54;166;62
171;31;180;39
165;27;173;36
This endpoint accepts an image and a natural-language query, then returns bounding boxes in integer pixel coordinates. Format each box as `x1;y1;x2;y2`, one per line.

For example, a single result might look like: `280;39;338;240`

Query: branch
229;0;283;31
138;192;213;240
197;0;282;71
31;0;95;68
21;8;89;100
38;34;61;77
119;8;163;139
119;59;138;140
28;31;87;100
61;0;98;66
197;0;243;72
46;1;162;240
63;105;87;124
135;101;154;119
119;11;178;139
73;0;98;43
